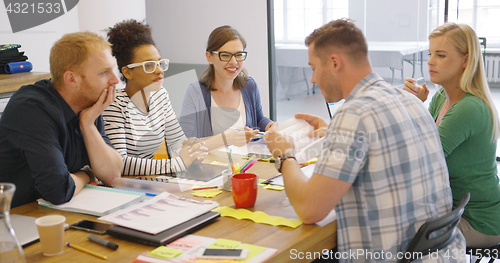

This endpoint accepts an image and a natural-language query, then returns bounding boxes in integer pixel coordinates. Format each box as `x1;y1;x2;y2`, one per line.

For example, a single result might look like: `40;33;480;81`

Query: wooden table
12;151;337;262
0;72;51;94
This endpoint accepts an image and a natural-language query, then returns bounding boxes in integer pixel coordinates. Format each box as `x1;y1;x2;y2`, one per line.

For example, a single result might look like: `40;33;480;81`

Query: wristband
81;166;95;183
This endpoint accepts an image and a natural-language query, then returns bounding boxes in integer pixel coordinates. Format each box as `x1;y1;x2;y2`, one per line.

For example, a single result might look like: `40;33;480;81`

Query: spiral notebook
37;185;147;216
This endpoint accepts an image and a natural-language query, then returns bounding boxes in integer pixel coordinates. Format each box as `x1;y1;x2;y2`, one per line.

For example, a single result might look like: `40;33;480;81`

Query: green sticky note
207;238;241;249
148;246;183;259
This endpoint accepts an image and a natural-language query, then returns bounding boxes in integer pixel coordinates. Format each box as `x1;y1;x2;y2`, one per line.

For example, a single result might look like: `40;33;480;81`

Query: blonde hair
50;32;111;88
430;23;499;141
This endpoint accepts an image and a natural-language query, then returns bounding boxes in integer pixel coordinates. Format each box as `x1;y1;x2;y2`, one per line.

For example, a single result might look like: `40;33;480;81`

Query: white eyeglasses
126;58;169;73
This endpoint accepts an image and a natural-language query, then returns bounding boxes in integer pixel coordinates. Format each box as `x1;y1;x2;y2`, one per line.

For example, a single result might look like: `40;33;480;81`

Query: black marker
88;234;119;250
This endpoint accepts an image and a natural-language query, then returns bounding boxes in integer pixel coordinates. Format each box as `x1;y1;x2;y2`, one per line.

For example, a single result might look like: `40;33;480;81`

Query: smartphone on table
69;220;113;235
197;248;249;259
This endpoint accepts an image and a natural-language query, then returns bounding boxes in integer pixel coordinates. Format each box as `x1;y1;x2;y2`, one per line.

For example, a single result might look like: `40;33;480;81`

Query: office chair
400;192;471;263
479;37;487;66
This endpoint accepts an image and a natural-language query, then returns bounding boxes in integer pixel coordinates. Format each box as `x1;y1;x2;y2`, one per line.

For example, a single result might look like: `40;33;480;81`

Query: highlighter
88;234;119;250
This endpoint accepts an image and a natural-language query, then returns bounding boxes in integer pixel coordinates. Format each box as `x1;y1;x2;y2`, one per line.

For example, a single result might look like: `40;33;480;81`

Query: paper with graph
99;192;218;234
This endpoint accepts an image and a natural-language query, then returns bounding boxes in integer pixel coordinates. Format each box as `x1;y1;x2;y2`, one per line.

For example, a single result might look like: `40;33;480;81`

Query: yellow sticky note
192;189;222;198
263;184;285;191
237;243;267;262
212;206;303;228
148;246;183;259
210;160;227;166
257;179;267;186
207;238;241;249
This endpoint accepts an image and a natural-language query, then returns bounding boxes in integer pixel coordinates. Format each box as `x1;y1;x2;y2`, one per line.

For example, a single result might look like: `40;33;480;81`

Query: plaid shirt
315;73;465;262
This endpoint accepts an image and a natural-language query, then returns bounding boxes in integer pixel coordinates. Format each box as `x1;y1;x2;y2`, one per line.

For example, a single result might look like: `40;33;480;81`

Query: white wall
145;0;270;117
355;0;430;82
77;0;146;38
0;0;146;74
365;0;428;42
0;4;80;73
77;0;146;89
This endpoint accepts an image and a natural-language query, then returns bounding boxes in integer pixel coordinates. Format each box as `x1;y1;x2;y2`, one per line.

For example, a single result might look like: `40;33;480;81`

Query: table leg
420;51;425;80
411;53;417;78
390;68;395;84
302;68;311;95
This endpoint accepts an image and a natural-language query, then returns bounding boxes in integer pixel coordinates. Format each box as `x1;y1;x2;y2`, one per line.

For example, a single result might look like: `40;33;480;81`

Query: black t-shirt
0;79;112;208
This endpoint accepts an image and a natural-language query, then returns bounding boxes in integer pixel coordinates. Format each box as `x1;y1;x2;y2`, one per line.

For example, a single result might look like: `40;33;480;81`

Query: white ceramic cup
35;215;66;256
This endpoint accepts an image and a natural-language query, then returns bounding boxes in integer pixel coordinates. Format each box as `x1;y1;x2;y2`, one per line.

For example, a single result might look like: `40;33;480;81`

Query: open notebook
37;185;146;216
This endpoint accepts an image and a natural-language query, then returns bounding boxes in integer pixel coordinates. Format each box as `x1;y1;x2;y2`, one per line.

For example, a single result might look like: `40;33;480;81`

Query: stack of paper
37;185;146;216
219;117;323;164
276;118;323;164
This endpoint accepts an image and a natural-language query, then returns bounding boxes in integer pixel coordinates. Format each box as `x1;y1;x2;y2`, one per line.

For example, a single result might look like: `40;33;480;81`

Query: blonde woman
404;22;500;247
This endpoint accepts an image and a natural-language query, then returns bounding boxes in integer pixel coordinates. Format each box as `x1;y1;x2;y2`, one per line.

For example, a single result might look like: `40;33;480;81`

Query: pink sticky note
167;237;203;251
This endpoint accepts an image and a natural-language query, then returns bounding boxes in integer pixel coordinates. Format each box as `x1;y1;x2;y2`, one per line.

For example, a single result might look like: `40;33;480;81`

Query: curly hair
107;19;155;82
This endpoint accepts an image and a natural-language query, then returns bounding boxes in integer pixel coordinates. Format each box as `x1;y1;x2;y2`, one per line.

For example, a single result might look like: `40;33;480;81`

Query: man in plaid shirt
266;19;465;262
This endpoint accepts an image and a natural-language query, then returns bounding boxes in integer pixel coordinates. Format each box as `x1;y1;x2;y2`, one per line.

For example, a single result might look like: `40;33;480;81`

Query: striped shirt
103;87;187;175
315;73;465;262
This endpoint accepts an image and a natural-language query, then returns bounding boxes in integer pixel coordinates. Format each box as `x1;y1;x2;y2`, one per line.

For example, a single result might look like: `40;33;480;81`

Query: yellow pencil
67;242;107;260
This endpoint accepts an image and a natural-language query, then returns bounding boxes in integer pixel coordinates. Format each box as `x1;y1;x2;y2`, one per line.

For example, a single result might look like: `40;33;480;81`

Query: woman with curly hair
104;19;207;176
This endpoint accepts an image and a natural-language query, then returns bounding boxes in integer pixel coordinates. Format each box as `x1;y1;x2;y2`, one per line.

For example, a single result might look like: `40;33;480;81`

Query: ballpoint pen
230;127;264;141
192;186;219;191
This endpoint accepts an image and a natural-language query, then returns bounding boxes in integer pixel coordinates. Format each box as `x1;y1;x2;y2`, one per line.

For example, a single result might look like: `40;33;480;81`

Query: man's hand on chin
80;86;116;127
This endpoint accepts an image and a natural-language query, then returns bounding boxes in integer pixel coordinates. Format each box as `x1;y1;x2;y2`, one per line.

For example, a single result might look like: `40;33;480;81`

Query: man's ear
63;71;78;89
329;53;341;71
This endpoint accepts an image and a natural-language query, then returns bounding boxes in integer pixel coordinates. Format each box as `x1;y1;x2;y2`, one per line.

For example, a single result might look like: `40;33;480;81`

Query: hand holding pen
227;127;259;147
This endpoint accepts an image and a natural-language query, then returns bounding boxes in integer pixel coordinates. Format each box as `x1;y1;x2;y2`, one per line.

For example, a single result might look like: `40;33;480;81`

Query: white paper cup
35;215;66;256
222;169;232;191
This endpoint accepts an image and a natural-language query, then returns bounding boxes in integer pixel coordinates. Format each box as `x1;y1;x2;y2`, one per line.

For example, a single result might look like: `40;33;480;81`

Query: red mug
231;173;258;208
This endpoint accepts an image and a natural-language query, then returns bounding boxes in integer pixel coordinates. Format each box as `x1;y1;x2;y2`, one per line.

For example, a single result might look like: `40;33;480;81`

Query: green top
429;89;500;235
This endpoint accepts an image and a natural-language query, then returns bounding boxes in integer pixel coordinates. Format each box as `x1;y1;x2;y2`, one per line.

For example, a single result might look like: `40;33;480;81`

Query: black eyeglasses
211;51;247;62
